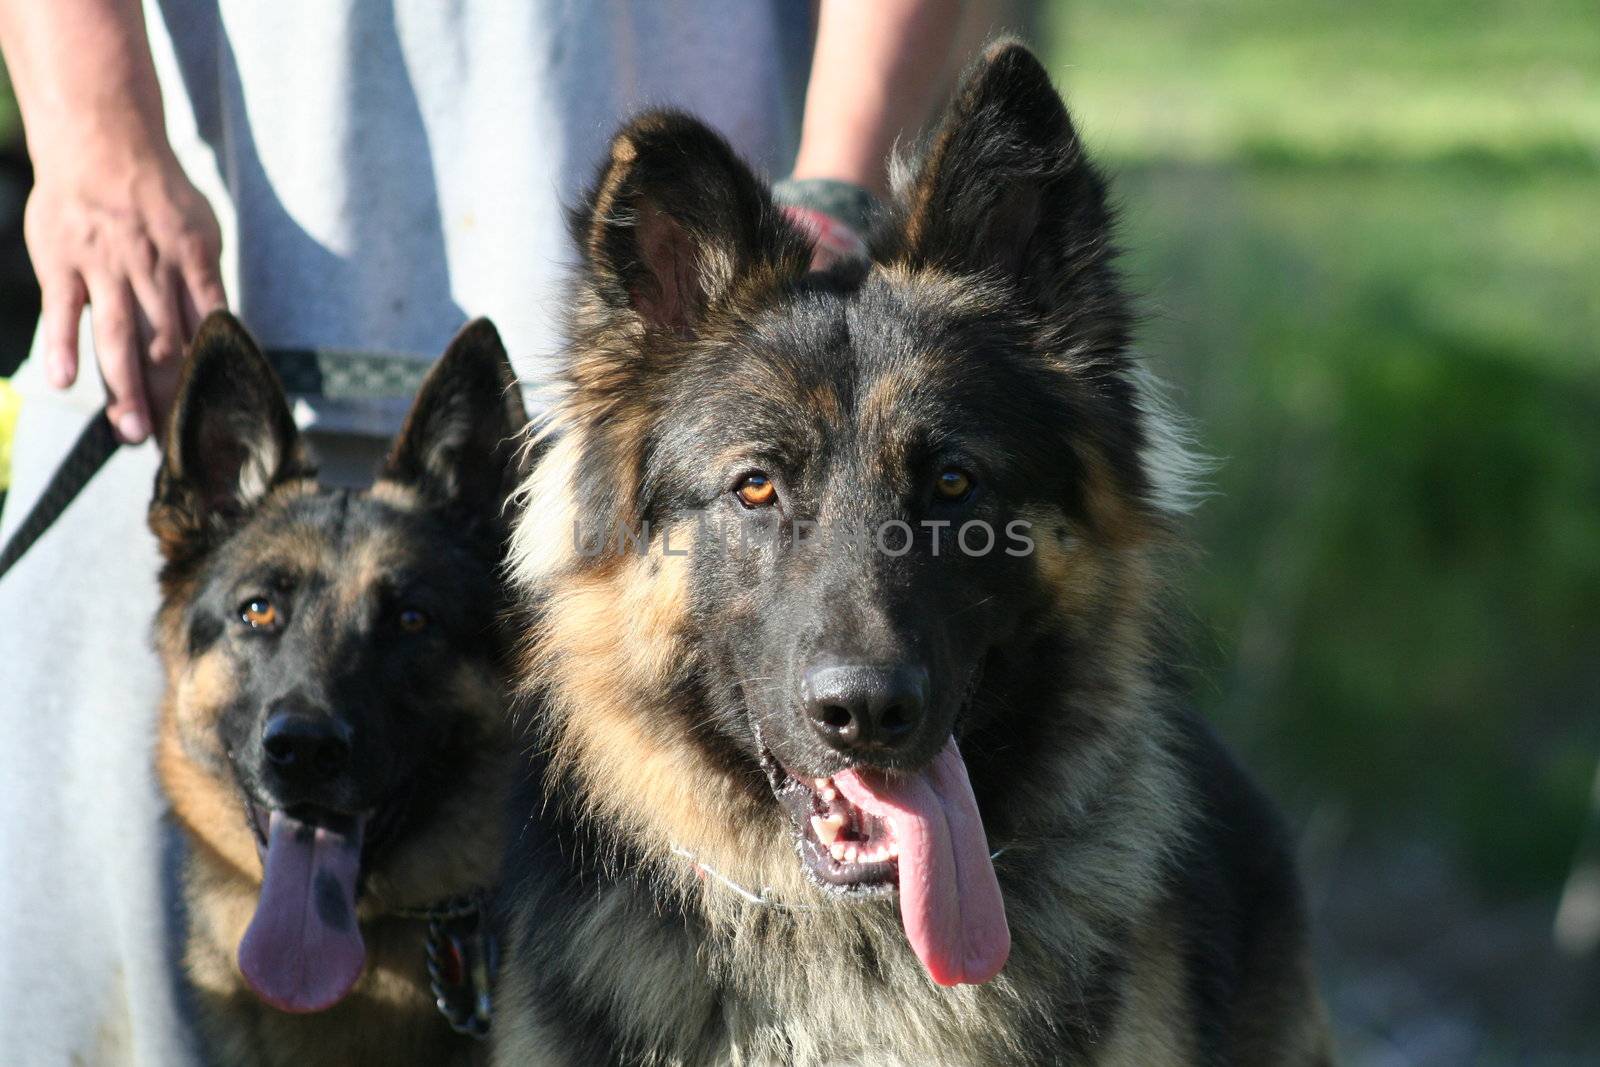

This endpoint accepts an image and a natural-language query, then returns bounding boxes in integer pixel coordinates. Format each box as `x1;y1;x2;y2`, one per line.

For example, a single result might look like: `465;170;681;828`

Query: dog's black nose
261;711;353;783
802;664;929;753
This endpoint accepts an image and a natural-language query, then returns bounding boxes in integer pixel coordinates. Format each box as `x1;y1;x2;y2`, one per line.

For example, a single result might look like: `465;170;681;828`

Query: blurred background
0;1;1595;1062
1043;2;1600;1062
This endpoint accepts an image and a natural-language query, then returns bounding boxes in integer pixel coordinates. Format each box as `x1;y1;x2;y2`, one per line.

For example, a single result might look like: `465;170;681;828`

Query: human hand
24;151;225;444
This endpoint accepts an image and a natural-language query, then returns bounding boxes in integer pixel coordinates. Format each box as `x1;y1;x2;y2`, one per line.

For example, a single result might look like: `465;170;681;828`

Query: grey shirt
149;0;809;428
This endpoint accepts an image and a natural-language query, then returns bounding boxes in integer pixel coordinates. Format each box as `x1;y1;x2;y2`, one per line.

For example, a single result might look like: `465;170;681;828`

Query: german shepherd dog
496;42;1331;1067
148;312;527;1065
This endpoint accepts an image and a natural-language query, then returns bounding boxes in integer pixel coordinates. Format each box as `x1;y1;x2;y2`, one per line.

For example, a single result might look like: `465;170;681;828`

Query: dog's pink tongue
833;739;1009;986
238;810;367;1013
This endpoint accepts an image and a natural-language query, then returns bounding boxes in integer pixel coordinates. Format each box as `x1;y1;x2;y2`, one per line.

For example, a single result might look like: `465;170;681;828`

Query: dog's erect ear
381;318;529;522
576;111;811;335
149;311;308;556
896;43;1152;538
894;41;1114;303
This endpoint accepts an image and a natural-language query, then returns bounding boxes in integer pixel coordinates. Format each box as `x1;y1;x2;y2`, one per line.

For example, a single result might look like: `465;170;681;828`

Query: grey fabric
148;0;811;429
0;3;812;1061
0;359;192;1066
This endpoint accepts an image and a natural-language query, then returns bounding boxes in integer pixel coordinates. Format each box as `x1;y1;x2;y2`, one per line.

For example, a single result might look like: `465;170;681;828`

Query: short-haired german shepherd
497;42;1331;1065
149;312;527;1065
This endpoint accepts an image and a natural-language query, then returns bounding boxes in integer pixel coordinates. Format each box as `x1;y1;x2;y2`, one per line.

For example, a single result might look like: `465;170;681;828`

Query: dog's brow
231;564;303;593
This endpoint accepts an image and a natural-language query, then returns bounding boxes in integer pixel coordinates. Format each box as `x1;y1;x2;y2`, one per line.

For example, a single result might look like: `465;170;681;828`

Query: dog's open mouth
237;801;374;1014
763;738;1012;986
770;762;901;893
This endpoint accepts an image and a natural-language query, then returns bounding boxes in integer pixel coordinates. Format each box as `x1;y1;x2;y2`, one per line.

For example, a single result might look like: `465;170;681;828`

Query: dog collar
393;891;497;1039
672;846;821;911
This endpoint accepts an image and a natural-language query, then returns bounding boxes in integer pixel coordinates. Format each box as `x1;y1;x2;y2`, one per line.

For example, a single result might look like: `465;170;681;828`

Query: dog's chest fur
492;730;1197;1067
497;875;1195;1067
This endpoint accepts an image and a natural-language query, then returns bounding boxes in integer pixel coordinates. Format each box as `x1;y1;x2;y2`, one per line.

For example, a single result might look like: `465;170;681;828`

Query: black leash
0;347;433;583
0;407;117;581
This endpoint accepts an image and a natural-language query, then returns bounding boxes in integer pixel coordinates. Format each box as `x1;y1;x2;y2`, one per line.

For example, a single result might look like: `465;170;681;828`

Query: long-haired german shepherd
496;41;1330;1066
148;312;527;1065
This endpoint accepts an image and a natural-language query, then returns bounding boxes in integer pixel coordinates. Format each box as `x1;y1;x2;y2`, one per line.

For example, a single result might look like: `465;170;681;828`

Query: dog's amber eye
240;598;277;629
735;472;777;509
935;468;973;500
398;608;428;634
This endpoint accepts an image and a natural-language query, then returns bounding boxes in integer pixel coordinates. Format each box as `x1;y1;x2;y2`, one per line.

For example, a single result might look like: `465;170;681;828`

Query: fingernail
117;411;150;443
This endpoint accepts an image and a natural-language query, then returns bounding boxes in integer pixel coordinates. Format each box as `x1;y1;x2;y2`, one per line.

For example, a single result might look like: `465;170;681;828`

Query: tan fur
1077;446;1161;550
899;121;957;255
367;477;424;511
803;383;843;423
525;528;801;894
1096;911;1197;1067
873;262;1009;322
158;710;260;884
858;367;916;436
586;136;641;265
508;421;586;586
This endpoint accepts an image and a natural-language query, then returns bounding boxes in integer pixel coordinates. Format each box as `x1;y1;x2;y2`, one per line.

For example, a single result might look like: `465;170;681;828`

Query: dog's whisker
945;594;996;619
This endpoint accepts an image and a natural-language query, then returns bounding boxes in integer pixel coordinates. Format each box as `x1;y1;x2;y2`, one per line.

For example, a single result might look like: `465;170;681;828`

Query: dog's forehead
217;489;438;587
679;271;1028;454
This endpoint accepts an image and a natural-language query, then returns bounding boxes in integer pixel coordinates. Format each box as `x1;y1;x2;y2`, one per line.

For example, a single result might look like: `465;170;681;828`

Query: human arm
794;0;963;199
781;0;964;266
0;0;225;443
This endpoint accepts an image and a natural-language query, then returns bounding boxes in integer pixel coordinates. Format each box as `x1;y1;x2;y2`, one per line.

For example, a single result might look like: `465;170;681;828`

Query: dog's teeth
821;787;837;803
844;843;860;864
813;777;830;791
810;814;846;845
830;842;847;862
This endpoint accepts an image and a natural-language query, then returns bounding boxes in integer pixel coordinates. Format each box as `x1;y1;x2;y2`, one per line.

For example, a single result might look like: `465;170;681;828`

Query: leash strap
0;408;117;581
0;348;435;583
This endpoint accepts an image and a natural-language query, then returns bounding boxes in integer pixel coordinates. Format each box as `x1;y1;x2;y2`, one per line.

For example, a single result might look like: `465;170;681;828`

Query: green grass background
1045;0;1600;894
